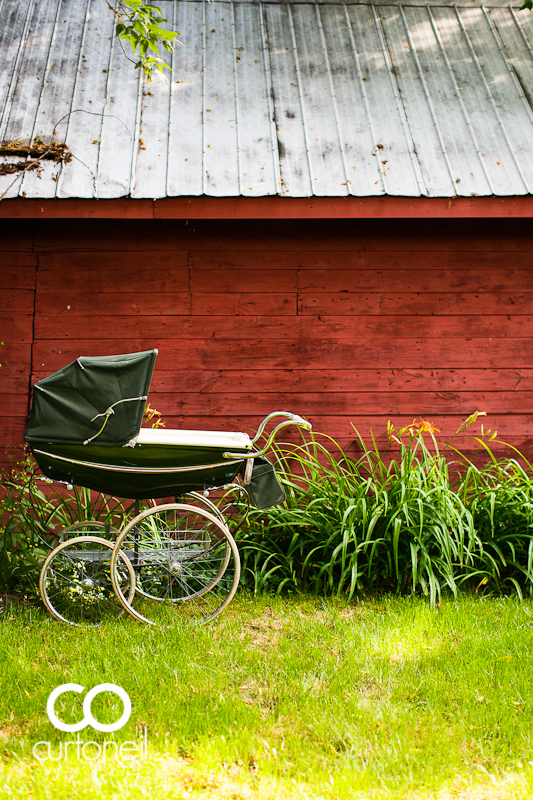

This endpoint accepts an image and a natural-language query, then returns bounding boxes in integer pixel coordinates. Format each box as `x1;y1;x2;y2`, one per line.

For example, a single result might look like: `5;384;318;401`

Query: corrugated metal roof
2;0;533;199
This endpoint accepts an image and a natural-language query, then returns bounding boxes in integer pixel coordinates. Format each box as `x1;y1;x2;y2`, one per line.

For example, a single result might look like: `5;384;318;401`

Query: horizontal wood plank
0;342;32;373
0;418;27;466
0;268;36;290
33;227;195;252
31;226;363;252
298;268;533;293
0;253;37;267
37;251;189;270
4;195;533;222
191;270;297;293
190;294;297;316
35;294;191;316
0;315;34;342
32;314;533;339
1;290;35;314
190;250;533;271
146;413;531;437
362;235;533;252
298;293;533;315
140;390;533;416
28;368;533;393
2;375;30;393
0;394;29;417
37;268;190;294
31;339;533;371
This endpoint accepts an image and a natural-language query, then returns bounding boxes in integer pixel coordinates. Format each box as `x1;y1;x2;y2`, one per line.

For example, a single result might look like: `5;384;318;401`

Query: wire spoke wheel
110;504;241;626
39;536;136;626
186;484;250;537
58;520;120;543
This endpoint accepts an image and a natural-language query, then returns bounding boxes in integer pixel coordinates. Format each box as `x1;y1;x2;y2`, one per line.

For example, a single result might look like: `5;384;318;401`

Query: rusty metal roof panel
1;0;533;199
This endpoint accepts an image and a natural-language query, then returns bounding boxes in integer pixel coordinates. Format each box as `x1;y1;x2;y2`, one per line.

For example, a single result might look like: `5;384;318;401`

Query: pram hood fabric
25;350;158;447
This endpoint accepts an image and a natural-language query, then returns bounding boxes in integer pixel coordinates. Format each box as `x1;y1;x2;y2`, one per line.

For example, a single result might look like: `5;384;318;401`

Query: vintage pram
24;349;311;627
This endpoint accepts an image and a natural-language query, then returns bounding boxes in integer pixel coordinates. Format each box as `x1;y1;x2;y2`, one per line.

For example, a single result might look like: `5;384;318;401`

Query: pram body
31;428;252;499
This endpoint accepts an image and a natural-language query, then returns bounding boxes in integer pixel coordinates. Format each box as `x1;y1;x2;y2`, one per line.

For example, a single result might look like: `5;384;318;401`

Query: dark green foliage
237;418;533;602
0;455;133;596
3;416;533;603
110;0;180;78
0;459;50;595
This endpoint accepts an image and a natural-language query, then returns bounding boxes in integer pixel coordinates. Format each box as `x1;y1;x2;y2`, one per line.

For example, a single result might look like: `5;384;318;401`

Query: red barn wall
2;216;533;472
1;226;34;473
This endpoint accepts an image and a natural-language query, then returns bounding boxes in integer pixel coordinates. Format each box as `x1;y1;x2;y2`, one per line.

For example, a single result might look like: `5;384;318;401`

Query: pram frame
35;411;311;626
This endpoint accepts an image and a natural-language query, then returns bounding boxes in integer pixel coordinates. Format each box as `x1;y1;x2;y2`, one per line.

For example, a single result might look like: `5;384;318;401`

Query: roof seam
231;1;242;195
315;3;350;195
128;49;143;196
95;32;117;199
0;0;35;141
343;4;387;193
166;0;177;198
455;6;530;193
483;7;533;127
288;4;315;194
373;5;427;195
510;6;533;61
19;0;64;198
55;0;92;199
400;5;456;195
201;0;206;195
426;6;494;195
259;2;282;194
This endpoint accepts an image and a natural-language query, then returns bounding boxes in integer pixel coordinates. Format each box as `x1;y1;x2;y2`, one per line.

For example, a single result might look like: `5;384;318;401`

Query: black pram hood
25;350;158;447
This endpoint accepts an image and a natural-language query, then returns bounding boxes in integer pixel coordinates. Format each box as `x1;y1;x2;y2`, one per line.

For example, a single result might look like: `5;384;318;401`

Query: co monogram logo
46;683;131;733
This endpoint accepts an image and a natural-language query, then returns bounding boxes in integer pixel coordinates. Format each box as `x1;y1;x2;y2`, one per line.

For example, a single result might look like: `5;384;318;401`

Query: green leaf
112;0;179;76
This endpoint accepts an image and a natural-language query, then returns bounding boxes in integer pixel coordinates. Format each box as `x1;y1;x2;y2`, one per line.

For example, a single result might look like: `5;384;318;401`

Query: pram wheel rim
110;504;241;627
39;536;136;627
58;520;120;543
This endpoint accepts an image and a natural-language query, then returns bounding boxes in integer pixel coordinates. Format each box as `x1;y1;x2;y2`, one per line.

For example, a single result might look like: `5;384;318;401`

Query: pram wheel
58;520;120;543
186;484;250;537
110;504;240;626
39;537;136;626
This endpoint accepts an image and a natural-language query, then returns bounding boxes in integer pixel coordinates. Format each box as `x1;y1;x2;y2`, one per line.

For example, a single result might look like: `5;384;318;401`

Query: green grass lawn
1;594;533;799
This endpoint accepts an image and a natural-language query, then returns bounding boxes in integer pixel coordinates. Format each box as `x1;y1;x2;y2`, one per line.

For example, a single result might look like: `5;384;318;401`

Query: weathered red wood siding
2;217;533;470
0;228;35;472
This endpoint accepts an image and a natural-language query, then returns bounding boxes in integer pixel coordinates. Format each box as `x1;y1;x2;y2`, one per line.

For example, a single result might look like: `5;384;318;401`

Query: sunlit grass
2;594;533;798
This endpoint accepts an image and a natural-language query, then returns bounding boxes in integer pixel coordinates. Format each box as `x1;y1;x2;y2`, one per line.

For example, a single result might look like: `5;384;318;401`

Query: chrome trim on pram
34;449;243;474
